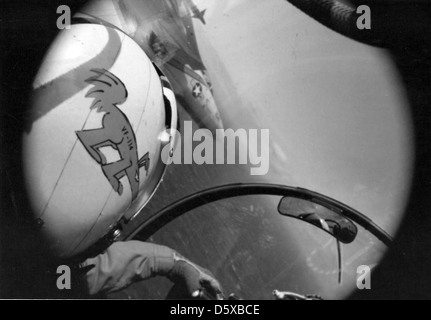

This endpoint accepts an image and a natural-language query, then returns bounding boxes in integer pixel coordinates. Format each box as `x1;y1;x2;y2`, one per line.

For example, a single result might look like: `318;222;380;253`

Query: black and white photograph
0;0;430;303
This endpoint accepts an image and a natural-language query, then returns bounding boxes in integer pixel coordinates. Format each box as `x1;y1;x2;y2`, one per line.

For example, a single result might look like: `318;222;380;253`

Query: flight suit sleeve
80;241;176;295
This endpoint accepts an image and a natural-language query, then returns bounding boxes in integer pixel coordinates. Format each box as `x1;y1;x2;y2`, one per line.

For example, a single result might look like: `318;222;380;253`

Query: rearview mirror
278;197;358;244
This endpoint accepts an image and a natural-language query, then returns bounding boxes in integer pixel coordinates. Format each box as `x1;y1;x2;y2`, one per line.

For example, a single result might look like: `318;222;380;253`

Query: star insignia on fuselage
192;82;202;98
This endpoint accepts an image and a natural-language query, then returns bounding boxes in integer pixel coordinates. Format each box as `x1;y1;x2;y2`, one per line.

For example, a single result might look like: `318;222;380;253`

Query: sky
193;0;414;235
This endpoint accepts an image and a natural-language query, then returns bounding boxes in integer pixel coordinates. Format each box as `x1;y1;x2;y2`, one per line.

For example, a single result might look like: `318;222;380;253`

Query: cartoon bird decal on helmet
76;69;149;201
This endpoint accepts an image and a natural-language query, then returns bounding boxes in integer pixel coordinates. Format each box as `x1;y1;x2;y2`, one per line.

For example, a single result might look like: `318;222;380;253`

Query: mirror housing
278;197;358;244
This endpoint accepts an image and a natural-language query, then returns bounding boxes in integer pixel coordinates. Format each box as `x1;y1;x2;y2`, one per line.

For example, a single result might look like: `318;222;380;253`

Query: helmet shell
23;24;175;259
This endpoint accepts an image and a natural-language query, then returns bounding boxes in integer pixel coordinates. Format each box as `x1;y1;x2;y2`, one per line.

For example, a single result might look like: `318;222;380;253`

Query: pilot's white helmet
22;23;177;259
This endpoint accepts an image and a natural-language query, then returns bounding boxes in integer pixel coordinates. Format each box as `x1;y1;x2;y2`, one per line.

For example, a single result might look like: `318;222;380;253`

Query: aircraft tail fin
193;9;206;25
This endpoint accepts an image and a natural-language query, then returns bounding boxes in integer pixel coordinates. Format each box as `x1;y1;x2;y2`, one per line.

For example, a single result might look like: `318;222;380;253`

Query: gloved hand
168;255;223;300
80;241;223;298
